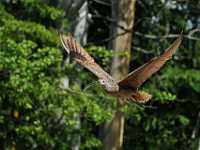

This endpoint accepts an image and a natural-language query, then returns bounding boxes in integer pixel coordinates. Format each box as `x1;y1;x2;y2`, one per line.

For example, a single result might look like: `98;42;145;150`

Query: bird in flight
60;33;182;103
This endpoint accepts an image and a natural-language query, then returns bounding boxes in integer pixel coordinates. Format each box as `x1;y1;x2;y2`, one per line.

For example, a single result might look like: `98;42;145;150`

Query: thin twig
133;46;155;54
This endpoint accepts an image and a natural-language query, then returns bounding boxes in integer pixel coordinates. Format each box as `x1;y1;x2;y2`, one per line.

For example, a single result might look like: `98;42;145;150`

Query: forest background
0;0;200;150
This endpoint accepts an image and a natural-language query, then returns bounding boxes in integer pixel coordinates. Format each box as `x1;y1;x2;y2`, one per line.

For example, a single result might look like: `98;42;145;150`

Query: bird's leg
129;96;137;103
127;97;157;109
126;97;133;104
127;97;147;108
124;98;131;104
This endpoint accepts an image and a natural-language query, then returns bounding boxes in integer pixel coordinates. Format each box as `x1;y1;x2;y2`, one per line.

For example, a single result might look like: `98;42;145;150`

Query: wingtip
59;32;71;54
59;32;68;40
173;31;183;47
58;31;63;38
160;31;183;59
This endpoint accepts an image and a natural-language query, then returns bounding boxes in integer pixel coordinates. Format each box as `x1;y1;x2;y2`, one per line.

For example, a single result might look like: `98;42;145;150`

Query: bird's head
98;78;119;92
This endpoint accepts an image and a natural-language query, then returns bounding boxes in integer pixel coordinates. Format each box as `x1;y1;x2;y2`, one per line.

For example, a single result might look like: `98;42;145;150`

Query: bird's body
60;33;182;103
108;86;152;103
108;87;134;98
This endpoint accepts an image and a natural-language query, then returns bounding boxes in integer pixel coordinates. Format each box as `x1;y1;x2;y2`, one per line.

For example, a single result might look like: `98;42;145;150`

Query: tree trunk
66;2;88;150
59;1;88;150
59;0;88;45
69;3;88;149
103;0;136;150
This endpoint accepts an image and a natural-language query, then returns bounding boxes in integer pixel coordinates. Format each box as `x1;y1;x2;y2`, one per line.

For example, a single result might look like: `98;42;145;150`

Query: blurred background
0;0;200;150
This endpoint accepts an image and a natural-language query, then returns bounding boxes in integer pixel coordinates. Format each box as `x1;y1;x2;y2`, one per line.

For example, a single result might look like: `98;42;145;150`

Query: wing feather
60;33;113;80
118;34;183;89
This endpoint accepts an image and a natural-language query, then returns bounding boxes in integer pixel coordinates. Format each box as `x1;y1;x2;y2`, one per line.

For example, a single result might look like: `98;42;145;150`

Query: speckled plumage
60;33;182;103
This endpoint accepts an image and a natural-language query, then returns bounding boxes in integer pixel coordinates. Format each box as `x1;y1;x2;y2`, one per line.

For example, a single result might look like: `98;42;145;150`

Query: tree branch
135;29;200;41
133;46;155;54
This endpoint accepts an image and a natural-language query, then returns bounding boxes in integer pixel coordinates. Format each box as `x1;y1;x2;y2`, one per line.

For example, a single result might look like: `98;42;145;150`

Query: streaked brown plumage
60;33;182;103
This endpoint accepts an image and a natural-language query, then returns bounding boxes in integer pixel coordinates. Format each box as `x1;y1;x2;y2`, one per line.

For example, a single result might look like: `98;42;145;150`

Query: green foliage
6;0;65;24
87;45;113;67
82;136;102;149
0;1;116;149
178;115;190;126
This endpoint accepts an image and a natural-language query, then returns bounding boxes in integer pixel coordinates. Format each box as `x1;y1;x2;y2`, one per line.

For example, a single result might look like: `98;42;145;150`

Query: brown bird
60;33;182;103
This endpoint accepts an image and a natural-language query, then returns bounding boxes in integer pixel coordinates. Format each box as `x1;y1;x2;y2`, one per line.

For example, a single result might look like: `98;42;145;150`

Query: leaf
178;115;190;126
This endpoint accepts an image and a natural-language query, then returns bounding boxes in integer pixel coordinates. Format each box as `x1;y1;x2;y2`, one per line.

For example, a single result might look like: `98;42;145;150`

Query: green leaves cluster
0;1;115;149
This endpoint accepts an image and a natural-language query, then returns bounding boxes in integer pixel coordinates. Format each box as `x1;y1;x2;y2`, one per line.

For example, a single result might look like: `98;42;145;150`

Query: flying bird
60;33;182;103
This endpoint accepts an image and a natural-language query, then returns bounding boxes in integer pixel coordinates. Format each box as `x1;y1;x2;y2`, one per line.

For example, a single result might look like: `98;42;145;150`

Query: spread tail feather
131;91;152;103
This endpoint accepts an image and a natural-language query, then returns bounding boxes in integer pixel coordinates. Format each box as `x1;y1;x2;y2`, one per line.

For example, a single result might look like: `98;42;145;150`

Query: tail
131;91;152;103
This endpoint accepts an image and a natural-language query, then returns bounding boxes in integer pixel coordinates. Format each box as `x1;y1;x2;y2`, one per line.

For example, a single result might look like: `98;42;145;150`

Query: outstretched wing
60;33;113;80
119;35;183;89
